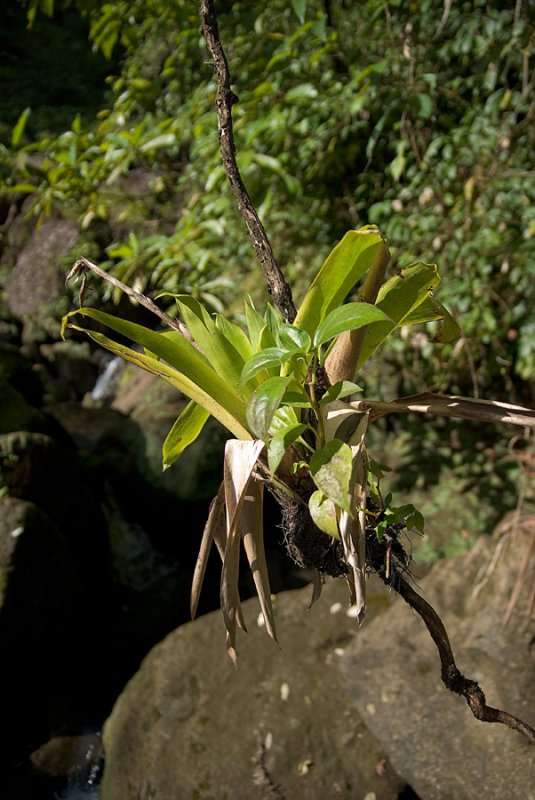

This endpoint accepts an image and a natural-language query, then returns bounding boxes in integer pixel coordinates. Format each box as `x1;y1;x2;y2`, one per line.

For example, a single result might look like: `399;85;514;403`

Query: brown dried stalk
199;0;297;324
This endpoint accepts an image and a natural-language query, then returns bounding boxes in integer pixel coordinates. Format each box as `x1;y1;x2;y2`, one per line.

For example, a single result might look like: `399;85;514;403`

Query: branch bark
199;0;297;323
393;575;535;744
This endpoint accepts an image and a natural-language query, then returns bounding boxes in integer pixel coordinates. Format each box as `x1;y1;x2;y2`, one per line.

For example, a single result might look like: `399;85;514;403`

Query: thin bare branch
393;574;535;744
66;257;191;339
352;392;535;428
199;0;297;323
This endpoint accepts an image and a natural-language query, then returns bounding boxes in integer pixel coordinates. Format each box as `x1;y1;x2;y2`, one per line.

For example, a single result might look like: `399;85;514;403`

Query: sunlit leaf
267;421;307;474
313;302;390;348
295;227;390;336
240;348;285;386
319;381;363;405
309;490;339;539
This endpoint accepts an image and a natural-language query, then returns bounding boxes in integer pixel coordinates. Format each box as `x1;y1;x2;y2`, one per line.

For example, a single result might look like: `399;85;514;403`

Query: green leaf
277;324;312;353
246;377;290;441
267;421;307;474
241;348;285;386
173;295;247;391
215;315;254;362
162;401;210;470
309;439;354;515
313;302;390;348
319;381;363;405
357;263;441;368
403;296;460;343
12;108;31;148
64;308;249;435
244;296;265;351
295;227;390;336
309;490;339;539
291;0;307;23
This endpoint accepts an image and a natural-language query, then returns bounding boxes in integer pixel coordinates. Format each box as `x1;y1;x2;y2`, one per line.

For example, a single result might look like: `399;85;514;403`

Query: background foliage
1;0;534;555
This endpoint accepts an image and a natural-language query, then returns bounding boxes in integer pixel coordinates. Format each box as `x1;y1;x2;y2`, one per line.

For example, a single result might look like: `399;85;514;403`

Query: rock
0;498;86;767
30;733;103;784
338;524;535;800
101;578;407;800
5;218;78;337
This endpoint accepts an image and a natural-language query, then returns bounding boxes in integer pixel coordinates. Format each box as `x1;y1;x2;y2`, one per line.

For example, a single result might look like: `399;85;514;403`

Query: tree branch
66;257;192;340
351;392;535;428
393;575;535;744
199;0;297;323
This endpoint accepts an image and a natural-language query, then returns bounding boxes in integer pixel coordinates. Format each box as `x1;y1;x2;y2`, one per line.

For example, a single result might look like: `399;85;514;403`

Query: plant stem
66;257;191;339
324;243;390;384
199;0;297;324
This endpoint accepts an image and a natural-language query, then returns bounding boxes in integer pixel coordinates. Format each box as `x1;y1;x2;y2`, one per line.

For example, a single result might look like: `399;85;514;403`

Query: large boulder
101;578;407;800
5;218;78;338
339;520;535;800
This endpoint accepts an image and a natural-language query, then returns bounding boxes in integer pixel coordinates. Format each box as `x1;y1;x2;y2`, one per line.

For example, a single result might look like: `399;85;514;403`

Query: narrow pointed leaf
313;302;390;348
67;323;250;439
244;295;265;351
295;227;390;336
339;440;368;623
162;401;210;470
191;483;226;619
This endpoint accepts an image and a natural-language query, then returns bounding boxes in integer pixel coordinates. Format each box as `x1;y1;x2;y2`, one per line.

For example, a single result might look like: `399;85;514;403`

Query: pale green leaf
309;490;339;539
309;439;354;515
12;108;31;148
291;0;307;23
162;401;210;470
64;308;249;434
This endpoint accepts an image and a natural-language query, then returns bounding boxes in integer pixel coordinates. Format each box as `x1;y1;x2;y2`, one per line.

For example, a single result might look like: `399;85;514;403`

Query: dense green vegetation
1;0;534;552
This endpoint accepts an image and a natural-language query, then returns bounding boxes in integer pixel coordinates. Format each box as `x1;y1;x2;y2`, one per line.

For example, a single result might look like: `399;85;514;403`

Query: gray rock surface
101;577;405;800
6;218;78;324
339;524;535;800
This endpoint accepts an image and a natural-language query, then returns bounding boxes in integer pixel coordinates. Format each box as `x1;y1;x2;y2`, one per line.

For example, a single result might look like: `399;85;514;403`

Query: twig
393;574;535;743
199;0;297;324
66;257;192;340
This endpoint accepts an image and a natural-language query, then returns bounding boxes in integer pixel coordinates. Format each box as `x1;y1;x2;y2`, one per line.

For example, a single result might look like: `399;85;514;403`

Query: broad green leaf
12;108;31;148
246;377;290;441
282;390;311;408
313;302;390;348
309;490;339;539
357;263;441;368
64;308;249;434
319;381;363;405
403;296;460;343
241;347;285;386
65;323;251;439
267;422;308;474
162;401;210;470
294;228;390;336
309;439;354;515
277;324;312;353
